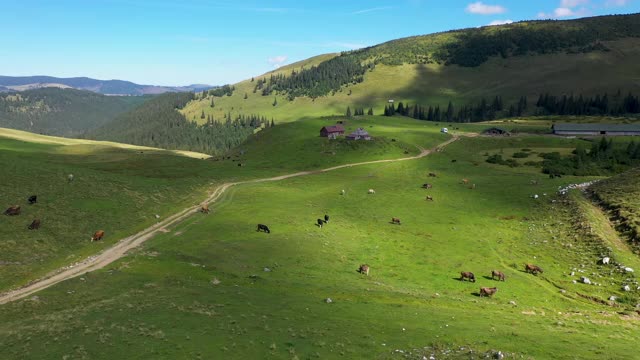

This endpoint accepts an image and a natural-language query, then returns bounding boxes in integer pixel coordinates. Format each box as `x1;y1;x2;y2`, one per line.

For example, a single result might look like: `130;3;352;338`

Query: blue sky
1;0;638;85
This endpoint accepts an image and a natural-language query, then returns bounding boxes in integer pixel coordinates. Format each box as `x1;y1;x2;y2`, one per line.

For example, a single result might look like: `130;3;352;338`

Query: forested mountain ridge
89;92;273;155
0;88;148;137
182;13;640;123
0;75;215;95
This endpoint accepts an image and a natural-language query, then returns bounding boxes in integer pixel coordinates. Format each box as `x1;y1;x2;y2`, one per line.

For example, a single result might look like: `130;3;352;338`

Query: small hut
346;128;372;141
320;125;345;138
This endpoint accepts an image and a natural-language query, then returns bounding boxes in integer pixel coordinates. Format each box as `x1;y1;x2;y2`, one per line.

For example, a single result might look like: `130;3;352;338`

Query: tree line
379;91;640;123
89;92;273;155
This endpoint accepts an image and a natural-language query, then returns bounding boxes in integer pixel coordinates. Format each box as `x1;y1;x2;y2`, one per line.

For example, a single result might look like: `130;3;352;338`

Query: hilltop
0;75;214;96
182;13;640;123
0;88;148;137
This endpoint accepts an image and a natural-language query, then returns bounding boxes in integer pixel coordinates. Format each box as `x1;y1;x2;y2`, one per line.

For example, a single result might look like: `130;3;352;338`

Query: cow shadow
482;275;495;281
471;292;482;297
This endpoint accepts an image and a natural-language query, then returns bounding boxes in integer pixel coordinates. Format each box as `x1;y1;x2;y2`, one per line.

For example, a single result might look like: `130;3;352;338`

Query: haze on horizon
2;0;638;86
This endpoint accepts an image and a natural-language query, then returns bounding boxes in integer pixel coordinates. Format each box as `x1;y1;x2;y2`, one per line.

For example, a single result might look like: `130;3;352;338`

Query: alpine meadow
2;4;640;359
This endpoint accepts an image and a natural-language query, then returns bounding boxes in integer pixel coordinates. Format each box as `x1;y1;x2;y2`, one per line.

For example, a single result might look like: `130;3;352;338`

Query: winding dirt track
0;136;460;305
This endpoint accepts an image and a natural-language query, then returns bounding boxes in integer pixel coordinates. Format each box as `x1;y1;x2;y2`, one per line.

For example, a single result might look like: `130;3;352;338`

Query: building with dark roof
552;123;640;136
320;125;345;139
346;128;372;141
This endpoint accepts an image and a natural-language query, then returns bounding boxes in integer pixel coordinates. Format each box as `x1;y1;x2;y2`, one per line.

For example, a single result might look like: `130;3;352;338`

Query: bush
512;152;530;158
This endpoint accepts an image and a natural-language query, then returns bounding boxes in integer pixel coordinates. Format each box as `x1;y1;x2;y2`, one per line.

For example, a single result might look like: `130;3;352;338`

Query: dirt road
0;135;460;305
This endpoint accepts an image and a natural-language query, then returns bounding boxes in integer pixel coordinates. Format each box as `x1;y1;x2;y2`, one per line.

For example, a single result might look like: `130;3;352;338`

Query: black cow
324;214;329;223
28;195;37;204
317;219;326;228
257;224;271;233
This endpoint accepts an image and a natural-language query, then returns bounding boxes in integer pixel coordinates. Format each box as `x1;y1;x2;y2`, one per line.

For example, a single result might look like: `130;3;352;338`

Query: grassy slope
1;133;638;359
0;117;449;291
182;38;640;124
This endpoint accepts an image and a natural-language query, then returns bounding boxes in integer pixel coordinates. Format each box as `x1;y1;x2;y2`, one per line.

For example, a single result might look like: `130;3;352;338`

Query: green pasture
1;135;637;359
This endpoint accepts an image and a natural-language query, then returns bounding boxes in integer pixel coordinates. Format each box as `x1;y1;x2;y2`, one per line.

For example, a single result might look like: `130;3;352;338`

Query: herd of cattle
4;175;105;242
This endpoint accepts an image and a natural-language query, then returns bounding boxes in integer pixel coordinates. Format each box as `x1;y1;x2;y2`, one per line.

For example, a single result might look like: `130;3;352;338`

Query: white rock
581;277;591;285
325;298;333;303
601;257;610;265
623;285;631;291
609;296;617;301
625;267;634;273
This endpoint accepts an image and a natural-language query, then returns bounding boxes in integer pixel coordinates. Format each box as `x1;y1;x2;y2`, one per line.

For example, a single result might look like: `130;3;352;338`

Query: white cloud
466;2;507;15
560;0;589;7
352;6;393;15
537;5;589;18
267;55;288;68
605;0;629;6
487;19;514;26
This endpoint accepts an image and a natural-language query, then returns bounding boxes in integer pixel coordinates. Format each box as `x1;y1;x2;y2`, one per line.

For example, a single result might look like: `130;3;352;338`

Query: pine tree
346;106;352;117
244;93;248;99
210;98;215;108
273;97;278;106
201;110;205;119
367;107;373;115
446;101;454;121
271;119;275;127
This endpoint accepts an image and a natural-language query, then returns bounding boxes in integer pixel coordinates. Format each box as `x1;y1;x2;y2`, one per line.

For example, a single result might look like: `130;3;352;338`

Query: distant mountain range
0;75;215;96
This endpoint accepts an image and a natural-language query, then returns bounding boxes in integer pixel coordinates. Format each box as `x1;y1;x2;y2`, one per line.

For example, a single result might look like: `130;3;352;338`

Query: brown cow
421;183;433;189
358;264;370;276
4;205;20;216
426;195;434;201
460;271;476;282
391;217;401;225
28;219;41;230
201;204;210;214
525;263;543;275
480;287;498;297
428;172;437;177
462;178;469;185
91;230;105;242
491;270;505;281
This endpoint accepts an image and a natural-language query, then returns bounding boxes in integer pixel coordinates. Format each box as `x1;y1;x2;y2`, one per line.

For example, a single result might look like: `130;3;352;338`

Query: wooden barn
320;125;345;139
552;123;640;136
346;128;372;141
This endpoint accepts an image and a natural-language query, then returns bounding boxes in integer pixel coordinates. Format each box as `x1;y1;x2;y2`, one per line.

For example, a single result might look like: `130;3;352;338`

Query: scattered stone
581;277;591;285
625;267;634;273
623;285;631;292
509;301;517;306
211;278;221;285
263;267;271;272
570;271;575;276
609;296;617;301
325;298;333;304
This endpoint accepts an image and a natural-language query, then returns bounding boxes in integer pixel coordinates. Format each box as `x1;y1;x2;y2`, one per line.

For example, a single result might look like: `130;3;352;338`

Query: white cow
368;189;375;194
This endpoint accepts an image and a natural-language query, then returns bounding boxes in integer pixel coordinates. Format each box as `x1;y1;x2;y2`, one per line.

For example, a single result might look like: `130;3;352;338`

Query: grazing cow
358;264;370;276
91;230;105;242
68;174;74;182
257;224;271;233
426;195;434;201
4;205;20;216
462;178;469;185
391;217;401;225
460;271;476;282
480;287;498;297
421;183;433;189
451;159;457;163
428;172;437;177
524;263;543;275
28;195;37;204
491;270;505;281
324;214;329;223
201;204;210;214
368;189;375;194
28;219;41;230
317;218;326;228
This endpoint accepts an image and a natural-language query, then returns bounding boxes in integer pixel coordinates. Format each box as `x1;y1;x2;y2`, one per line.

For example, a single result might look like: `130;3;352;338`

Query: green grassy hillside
1;133;638;359
0;88;148;136
182;13;640;124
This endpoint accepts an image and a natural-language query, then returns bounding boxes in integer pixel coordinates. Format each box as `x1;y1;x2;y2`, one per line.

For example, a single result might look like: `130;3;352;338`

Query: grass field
182;39;640;124
1;133;638;359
